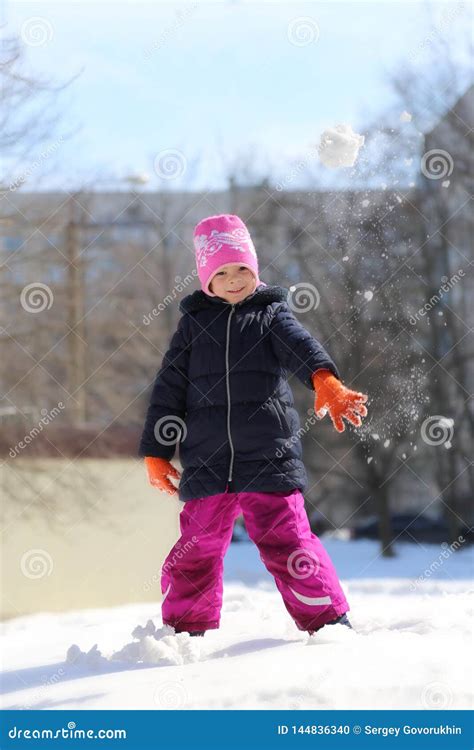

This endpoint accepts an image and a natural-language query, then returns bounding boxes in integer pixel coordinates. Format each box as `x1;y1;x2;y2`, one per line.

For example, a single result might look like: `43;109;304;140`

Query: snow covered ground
1;538;473;710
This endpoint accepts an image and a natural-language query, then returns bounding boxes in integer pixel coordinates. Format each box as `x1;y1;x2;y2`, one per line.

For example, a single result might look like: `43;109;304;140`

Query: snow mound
318;124;365;168
3;541;472;710
66;619;202;670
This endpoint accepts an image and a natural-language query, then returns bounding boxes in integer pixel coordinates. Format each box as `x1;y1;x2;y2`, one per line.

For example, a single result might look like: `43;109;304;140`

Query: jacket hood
179;283;290;314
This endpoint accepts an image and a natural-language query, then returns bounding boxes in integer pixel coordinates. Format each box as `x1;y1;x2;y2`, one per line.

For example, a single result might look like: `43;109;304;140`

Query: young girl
138;214;368;638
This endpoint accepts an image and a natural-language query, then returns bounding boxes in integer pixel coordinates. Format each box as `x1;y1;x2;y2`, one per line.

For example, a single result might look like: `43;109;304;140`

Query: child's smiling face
208;264;256;303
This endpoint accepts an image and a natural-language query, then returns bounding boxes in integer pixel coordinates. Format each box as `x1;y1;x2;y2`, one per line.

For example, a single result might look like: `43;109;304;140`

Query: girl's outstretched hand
311;369;368;433
144;456;181;495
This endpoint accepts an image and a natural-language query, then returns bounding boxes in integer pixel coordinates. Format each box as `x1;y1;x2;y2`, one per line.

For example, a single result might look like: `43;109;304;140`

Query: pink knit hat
193;214;262;297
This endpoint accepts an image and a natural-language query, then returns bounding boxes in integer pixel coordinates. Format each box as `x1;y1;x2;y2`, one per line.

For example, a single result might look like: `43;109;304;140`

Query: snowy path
1;540;473;710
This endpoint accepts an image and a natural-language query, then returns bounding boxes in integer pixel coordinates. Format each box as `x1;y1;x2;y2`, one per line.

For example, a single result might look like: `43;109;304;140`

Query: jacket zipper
225;303;236;492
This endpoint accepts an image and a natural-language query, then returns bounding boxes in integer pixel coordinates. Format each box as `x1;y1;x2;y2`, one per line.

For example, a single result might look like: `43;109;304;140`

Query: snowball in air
318;124;365;168
400;111;412;122
364;291;373;301
438;417;454;429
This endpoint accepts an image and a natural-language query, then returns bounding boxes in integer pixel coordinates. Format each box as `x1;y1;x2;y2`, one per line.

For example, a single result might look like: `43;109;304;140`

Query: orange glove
312;369;368;433
144;456;181;495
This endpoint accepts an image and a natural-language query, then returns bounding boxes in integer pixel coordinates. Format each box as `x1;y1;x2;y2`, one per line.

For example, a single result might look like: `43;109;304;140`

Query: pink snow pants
161;489;349;633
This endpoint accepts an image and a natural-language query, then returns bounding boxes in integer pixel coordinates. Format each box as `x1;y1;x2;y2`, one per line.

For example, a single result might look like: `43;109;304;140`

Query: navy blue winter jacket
138;283;341;502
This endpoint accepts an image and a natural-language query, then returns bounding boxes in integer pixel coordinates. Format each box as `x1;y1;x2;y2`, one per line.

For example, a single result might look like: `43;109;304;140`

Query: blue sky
6;0;468;190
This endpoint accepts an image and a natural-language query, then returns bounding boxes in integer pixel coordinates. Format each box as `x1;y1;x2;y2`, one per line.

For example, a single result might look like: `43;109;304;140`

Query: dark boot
307;613;353;636
174;628;205;637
